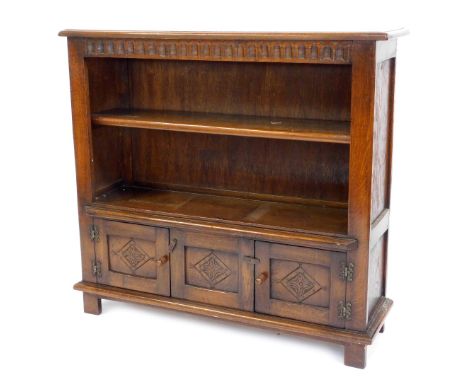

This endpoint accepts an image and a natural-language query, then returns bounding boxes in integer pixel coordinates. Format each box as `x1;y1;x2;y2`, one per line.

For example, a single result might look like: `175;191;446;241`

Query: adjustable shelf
92;109;350;144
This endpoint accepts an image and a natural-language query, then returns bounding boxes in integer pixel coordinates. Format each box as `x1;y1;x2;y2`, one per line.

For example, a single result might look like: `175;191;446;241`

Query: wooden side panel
66;38;96;282
129;60;351;121
348;42;396;329
367;53;396;317
132;130;349;203
347;41;376;331
371;58;393;222
367;235;385;317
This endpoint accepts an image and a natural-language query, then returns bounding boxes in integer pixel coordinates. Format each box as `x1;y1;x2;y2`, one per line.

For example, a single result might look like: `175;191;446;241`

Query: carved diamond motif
281;265;321;302
194;251;231;287
114;240;150;272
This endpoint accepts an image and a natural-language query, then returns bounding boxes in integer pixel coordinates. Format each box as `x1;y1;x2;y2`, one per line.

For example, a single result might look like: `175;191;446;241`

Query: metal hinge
340;262;354;282
338;301;352;321
92;260;102;277
89;225;99;242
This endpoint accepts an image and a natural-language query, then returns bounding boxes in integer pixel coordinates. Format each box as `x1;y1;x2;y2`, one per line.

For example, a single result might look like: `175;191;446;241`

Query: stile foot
83;293;102;315
344;343;367;369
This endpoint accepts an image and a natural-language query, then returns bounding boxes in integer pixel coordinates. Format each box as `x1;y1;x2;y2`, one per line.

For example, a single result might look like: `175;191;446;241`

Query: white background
1;0;467;380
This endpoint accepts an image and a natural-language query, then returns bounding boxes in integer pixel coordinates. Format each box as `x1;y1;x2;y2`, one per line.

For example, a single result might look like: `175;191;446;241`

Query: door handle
255;272;268;285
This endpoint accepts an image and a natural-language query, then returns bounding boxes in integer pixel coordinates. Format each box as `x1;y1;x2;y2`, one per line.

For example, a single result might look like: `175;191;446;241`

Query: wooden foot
344;343;367;369
83;293;102;315
379;324;385;333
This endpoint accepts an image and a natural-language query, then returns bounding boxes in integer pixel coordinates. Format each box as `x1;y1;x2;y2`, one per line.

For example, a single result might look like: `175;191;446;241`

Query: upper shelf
59;29;409;41
92;109;350;144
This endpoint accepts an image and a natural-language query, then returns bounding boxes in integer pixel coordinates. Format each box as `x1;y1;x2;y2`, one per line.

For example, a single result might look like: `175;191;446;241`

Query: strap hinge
92;260;102;277
338;301;352;321
89;225;100;242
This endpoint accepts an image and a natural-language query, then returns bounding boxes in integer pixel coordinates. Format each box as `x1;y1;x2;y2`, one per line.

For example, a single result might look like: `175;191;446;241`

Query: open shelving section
86;56;353;246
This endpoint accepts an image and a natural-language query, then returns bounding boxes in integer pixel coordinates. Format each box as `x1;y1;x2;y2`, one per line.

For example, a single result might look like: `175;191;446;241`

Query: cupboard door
171;230;254;311
94;219;170;295
255;242;346;327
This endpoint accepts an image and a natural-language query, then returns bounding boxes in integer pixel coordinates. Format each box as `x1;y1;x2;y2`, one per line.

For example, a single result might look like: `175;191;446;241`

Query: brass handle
255;272;268;285
155;255;169;266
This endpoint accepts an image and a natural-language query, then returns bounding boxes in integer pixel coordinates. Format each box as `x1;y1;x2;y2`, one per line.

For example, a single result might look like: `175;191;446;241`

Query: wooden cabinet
94;220;170;295
91;222;348;326
61;29;407;368
171;230;254;310
255;242;346;327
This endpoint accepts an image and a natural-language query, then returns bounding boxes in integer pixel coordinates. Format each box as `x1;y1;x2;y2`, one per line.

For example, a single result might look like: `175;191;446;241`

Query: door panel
255;242;346;327
94;219;170;295
171;229;254;311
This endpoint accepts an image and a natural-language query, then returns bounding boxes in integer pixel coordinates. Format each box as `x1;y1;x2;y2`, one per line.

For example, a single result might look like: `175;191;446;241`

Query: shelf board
92;109;350;144
92;187;349;239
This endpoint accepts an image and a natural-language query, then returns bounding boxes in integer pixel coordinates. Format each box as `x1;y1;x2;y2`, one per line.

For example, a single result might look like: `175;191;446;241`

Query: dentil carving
85;39;351;64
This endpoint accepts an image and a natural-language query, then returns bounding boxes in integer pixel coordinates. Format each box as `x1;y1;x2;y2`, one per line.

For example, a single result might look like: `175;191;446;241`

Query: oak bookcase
60;29;407;368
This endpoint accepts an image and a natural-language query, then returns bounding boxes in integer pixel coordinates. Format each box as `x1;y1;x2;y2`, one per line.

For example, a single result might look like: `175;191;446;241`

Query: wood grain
94;219;170;295
131;130;349;204
86;57;129;113
62;30;406;368
93;186;349;236
371;58;393;221
66;38;96;282
83;293;102;315
171;230;254;310
255;242;346;327
370;208;390;249
74;281;393;346
93;109;350;144
344;344;367;369
367;236;385;319
59;29;409;41
86;205;356;252
128;59;351;121
83;39;352;64
346;41;377;331
91;126;123;193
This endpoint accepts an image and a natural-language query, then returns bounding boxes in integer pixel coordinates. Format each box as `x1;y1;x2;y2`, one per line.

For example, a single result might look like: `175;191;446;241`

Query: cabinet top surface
58;29;408;41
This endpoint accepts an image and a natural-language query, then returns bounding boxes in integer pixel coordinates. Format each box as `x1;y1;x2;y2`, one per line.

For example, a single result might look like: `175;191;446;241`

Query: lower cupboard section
254;242;347;328
92;219;348;327
170;229;255;311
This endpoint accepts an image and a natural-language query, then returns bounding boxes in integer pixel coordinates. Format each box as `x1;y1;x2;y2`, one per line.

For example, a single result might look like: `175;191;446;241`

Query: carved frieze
85;38;351;64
